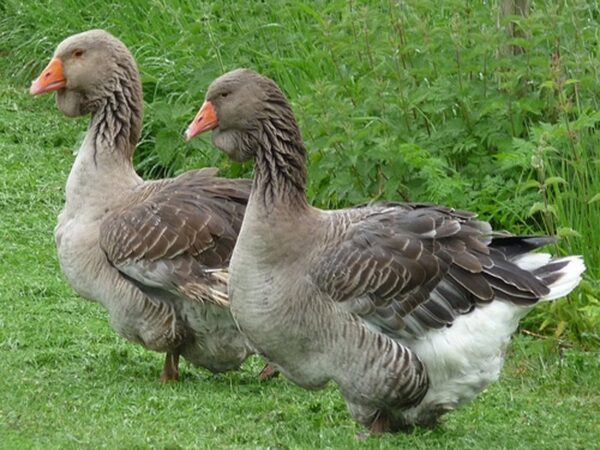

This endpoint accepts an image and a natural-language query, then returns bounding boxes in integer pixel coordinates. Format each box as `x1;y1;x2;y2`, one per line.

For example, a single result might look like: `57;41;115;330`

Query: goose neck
251;118;309;213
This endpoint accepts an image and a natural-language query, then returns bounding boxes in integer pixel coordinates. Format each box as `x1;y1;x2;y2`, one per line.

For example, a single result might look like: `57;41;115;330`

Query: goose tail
513;253;585;301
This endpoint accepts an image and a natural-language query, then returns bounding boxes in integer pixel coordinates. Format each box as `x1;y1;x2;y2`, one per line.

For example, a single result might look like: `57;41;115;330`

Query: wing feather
311;202;556;338
100;168;250;305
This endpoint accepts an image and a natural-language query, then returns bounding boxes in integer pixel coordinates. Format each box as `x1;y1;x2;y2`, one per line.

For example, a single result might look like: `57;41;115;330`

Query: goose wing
100;168;251;305
312;202;553;337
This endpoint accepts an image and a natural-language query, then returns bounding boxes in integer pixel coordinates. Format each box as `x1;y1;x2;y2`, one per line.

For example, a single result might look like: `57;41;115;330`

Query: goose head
185;69;298;162
30;29;139;118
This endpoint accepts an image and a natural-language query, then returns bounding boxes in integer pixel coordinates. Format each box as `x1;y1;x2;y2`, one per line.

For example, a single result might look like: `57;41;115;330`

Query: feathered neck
86;59;143;165
62;59;143;213
251;108;309;213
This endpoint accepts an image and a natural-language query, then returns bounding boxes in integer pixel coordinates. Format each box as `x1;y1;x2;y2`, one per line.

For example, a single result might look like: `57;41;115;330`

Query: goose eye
220;92;229;98
72;49;84;58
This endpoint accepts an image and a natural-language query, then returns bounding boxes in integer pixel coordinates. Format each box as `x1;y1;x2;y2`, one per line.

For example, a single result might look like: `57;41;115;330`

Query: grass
1;0;599;447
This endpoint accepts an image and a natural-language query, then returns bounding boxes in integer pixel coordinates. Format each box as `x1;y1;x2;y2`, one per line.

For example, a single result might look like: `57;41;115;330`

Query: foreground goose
29;30;263;382
186;69;585;432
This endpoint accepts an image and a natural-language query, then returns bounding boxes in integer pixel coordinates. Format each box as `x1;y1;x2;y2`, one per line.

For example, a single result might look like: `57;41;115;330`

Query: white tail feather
513;252;552;271
514;254;585;302
542;256;585;301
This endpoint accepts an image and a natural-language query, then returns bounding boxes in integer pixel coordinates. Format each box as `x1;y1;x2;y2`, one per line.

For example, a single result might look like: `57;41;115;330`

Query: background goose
186;69;585;432
29;30;267;382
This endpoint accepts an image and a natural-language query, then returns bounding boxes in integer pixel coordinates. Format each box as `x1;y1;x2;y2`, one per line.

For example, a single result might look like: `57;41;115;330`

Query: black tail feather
489;236;557;258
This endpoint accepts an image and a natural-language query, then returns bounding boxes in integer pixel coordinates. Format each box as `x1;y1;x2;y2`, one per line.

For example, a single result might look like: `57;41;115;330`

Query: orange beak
185;101;218;141
30;58;67;95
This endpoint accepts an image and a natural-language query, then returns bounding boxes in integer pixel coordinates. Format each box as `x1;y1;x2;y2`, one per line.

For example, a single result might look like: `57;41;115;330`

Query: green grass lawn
1;69;599;449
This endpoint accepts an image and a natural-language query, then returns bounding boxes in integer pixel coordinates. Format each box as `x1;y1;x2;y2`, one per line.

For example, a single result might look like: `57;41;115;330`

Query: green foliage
1;1;599;341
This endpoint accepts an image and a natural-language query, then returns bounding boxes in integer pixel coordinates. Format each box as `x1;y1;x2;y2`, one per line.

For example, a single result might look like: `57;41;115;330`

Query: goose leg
258;362;279;381
369;412;392;434
160;351;180;382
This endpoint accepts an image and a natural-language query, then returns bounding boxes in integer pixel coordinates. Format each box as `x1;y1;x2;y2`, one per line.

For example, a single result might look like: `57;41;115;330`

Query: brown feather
100;169;251;305
312;202;557;338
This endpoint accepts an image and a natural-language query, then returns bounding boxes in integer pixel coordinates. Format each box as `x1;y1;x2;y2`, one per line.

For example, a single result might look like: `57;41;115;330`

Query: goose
185;68;585;432
29;31;273;382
